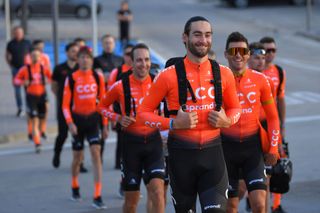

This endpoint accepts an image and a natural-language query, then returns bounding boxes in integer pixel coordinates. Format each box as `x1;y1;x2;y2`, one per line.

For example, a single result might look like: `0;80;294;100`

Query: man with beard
138;16;241;212
51;42;79;168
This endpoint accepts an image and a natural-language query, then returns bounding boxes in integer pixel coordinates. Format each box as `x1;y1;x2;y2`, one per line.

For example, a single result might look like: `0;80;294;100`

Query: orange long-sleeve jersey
260;76;276;121
221;68;280;154
24;53;51;71
98;74;157;136
14;63;51;96
62;70;107;125
107;64;132;90
137;57;241;147
263;64;286;99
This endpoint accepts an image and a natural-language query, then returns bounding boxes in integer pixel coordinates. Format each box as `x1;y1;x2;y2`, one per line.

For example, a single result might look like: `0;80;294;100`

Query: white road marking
286;91;320;105
286;115;320;123
0;138;116;157
277;57;320;73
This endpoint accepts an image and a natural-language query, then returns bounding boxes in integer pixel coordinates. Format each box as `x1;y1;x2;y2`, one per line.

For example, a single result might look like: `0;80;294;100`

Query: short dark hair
32;39;44;46
124;43;134;51
225;32;249;50
249;42;265;51
74;37;86;43
184;16;210;35
65;42;78;52
131;43;149;60
260;36;275;44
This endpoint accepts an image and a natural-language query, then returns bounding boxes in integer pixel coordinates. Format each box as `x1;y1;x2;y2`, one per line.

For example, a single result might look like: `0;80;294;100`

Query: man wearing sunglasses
260;37;288;213
222;32;280;213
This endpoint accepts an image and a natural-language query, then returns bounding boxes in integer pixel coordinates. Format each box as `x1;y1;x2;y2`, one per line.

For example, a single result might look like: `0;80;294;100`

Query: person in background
51;42;79;168
260;37;288;213
117;1;133;46
24;39;52;142
6;26;31;117
14;48;51;153
62;46;108;209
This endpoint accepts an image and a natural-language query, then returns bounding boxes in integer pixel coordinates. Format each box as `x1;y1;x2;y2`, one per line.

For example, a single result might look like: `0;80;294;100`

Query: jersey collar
184;56;211;71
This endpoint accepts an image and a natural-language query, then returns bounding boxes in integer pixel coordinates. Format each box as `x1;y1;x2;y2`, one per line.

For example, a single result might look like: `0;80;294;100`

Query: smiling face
225;41;250;74
183;20;212;60
132;48;150;80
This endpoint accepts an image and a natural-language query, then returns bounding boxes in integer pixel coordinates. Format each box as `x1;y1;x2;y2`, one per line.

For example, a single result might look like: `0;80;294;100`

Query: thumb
178;107;185;114
219;107;225;114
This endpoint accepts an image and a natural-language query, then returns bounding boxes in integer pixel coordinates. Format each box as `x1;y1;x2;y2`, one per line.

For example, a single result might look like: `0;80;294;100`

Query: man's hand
68;123;78;136
172;108;198;129
102;125;109;140
120;116;136;128
264;153;278;166
23;80;30;87
208;108;232;128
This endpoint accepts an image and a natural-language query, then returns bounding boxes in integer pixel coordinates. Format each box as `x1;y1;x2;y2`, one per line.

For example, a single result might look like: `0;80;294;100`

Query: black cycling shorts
222;134;267;198
26;94;47;118
71;112;101;151
121;131;165;191
168;139;228;213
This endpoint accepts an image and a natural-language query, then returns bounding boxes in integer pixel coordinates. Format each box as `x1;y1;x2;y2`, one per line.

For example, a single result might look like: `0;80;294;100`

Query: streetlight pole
306;0;312;32
5;0;11;41
91;0;98;56
52;0;59;66
21;0;28;34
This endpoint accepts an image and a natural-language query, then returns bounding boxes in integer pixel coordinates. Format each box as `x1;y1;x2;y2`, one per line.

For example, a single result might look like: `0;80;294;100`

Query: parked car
2;0;102;19
222;0;310;8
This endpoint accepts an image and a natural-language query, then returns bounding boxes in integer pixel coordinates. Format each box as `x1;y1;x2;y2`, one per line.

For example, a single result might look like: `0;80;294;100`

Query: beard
188;40;211;58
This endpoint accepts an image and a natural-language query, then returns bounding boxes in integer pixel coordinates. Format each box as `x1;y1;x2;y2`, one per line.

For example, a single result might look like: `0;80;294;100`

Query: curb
0;126;57;145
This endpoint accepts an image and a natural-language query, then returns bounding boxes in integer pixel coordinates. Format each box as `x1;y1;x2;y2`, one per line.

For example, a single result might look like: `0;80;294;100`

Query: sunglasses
266;48;277;54
227;47;250;56
250;49;266;56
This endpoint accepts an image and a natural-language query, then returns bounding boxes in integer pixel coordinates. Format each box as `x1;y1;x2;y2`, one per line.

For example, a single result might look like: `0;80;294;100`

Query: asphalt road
0;0;320;212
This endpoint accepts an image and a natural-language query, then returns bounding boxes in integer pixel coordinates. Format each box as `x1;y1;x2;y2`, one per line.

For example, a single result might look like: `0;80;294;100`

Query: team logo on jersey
76;84;97;93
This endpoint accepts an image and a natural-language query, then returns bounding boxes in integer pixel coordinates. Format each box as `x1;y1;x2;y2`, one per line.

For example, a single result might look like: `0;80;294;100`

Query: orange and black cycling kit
107;64;132;90
263;64;286;99
138;57;241;148
62;70;107;125
14;63;51;96
137;57;241;212
98;73;157;136
221;68;280;154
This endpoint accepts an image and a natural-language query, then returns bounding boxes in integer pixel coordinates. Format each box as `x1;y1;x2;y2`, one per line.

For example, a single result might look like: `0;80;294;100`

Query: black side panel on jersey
27;64;45;87
275;64;284;97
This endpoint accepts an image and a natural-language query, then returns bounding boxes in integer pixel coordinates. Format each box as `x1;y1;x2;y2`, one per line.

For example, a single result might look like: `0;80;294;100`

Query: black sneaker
92;196;107;209
41;132;47;142
52;152;60;168
35;144;41;154
245;197;251;212
272;205;287;213
28;134;33;143
16;109;22;117
118;182;124;199
71;187;81;201
80;163;88;173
